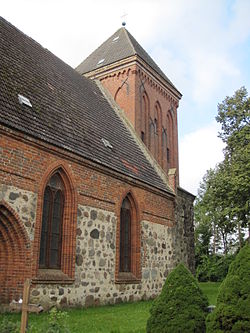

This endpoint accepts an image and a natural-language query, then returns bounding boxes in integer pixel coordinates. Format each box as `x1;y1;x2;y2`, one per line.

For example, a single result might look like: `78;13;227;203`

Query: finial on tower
121;12;128;27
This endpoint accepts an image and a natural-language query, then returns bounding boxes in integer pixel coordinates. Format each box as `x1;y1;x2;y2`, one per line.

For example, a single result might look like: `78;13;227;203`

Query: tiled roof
76;27;179;92
0;17;172;194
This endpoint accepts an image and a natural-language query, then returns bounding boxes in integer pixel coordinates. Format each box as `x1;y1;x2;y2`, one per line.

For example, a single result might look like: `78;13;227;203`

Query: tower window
141;131;145;142
167;148;170;163
154;118;158;135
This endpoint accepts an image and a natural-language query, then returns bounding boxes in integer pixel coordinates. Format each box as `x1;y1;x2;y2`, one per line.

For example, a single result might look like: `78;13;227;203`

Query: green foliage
195;164;237;255
45;307;70;333
196;253;235;282
206;244;250;332
195;87;250;261
146;263;209;333
0;308;70;333
216;86;250;231
0;317;19;333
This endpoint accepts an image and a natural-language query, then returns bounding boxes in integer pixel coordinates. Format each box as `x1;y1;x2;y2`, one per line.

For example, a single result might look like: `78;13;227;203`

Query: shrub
206;244;250;332
44;307;70;333
146;263;209;333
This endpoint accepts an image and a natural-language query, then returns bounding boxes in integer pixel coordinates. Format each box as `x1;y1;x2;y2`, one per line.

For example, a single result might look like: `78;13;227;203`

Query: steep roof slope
0;17;172;194
76;27;178;91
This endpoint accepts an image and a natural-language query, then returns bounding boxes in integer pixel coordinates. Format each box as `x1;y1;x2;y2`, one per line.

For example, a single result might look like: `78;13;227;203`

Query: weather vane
121;12;128;26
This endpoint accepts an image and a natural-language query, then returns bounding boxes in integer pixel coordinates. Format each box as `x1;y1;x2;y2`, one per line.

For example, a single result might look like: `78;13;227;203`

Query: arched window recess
39;173;64;269
117;193;141;283
34;163;77;283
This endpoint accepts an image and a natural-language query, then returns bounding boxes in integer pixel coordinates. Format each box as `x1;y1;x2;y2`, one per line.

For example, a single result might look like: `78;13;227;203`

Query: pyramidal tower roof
76;27;177;91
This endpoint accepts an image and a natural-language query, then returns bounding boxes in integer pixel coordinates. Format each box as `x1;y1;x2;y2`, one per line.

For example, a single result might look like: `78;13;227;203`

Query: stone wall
0;184;195;308
0;184;37;241
175;187;196;274
30;206;180;309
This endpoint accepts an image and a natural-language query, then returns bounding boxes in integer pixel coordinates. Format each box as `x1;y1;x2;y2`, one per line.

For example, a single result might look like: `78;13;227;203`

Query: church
0;17;195;309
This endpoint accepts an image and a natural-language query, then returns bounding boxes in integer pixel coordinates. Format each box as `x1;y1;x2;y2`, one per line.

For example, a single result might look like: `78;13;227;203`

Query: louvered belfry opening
39;173;64;269
119;197;132;272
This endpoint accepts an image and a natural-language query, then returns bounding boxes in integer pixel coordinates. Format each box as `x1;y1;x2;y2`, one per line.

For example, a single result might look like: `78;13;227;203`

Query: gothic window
141;92;149;146
167;111;173;167
149;118;155;152
162;127;167;166
167;148;170;163
116;193;141;282
119;197;132;272
141;131;145;143
154;118;158;134
153;102;162;163
39;173;64;269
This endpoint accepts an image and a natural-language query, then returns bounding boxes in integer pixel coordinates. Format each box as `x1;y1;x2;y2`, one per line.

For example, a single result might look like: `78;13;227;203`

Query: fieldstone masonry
0;184;37;241
0;183;194;309
28;197;194;309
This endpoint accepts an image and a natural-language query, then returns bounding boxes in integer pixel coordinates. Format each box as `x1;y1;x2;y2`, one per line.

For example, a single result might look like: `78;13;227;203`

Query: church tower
76;27;182;186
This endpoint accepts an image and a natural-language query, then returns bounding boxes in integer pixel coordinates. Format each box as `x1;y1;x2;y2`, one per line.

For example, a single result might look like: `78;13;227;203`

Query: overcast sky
2;0;250;194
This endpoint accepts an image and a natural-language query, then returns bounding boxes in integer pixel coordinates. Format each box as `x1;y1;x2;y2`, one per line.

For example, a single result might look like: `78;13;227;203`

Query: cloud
179;121;225;195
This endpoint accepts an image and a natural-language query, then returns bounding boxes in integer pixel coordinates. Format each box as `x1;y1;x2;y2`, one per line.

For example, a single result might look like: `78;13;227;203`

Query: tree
195;87;250;259
206;244;250;332
216;87;250;237
195;165;236;255
147;263;209;333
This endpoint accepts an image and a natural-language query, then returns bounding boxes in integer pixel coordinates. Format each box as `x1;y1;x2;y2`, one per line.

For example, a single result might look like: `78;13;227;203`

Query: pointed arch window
149;118;155;152
119;197;132;272
141;92;149;146
39;173;64;269
117;194;141;282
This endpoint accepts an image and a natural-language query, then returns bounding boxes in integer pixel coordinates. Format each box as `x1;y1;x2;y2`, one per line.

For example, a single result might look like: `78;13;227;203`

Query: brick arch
140;91;150;145
114;86;121;102
33;161;77;280
115;190;141;282
153;101;162;164
0;201;31;303
166;110;174;168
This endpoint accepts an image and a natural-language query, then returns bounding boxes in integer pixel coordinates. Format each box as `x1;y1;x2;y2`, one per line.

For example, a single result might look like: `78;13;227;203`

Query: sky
1;0;250;195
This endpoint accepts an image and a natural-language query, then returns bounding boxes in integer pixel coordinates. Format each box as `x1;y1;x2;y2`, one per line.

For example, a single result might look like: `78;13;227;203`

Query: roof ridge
123;28;136;54
95;80;174;195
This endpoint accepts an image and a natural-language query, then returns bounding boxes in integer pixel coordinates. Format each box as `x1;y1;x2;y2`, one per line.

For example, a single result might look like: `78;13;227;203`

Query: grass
0;282;220;333
199;281;221;305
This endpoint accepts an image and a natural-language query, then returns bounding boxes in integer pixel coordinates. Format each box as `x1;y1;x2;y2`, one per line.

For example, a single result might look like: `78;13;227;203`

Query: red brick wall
0;202;31;303
97;63;180;184
0;126;175;301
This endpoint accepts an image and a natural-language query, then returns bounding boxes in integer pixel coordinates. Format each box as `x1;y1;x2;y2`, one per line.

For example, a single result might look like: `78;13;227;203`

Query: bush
45;307;70;333
206;244;250;332
146;263;209;333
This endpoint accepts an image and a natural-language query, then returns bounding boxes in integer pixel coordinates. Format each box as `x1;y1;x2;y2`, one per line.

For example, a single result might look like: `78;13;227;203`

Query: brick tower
76;27;182;185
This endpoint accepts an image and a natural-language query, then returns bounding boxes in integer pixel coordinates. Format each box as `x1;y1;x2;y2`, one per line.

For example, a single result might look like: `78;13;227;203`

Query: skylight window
101;138;113;149
97;58;105;65
112;36;119;42
18;94;32;107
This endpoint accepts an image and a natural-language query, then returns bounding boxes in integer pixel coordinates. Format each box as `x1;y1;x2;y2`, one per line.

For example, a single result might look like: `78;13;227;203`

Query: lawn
0;282;220;333
199;281;221;305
